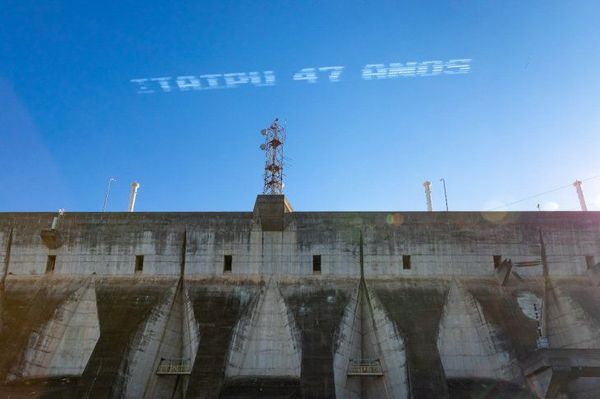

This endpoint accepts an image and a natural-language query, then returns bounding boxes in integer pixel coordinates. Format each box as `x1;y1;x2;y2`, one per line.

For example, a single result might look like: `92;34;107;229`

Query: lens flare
385;213;404;225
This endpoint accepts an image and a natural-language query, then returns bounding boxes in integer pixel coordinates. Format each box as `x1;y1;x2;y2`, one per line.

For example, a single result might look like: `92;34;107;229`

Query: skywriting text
131;59;471;94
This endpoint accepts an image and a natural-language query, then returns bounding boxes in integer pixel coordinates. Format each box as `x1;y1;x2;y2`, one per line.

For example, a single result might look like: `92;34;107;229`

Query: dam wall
0;196;599;398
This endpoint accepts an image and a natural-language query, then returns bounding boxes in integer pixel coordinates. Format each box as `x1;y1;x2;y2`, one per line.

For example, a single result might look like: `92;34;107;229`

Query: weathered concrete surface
446;379;534;398
282;279;353;398
8;278;99;380
525;349;600;398
2;210;600;278
0;277;83;381
437;282;516;381
226;281;302;379
0;206;599;398
333;285;363;398
0;275;597;398
122;283;177;398
333;280;407;399
184;280;256;399
253;194;293;231
373;280;450;397
545;284;600;349
0;277;173;397
124;279;199;399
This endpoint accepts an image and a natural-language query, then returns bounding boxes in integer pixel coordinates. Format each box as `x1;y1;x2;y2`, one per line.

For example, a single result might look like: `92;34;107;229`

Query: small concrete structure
253;194;293;231
40;228;63;250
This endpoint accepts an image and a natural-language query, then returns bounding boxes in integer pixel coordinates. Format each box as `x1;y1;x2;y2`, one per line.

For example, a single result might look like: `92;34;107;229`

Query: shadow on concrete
219;377;301;399
447;378;535;399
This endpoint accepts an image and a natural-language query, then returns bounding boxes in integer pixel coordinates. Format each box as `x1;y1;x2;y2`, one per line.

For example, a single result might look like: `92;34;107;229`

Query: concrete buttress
8;277;100;380
123;279;200;399
535;284;600;398
436;281;517;381
333;279;408;399
545;284;600;349
225;280;302;379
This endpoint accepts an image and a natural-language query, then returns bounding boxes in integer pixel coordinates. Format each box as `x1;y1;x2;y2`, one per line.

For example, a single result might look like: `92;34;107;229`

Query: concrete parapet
1;211;599;277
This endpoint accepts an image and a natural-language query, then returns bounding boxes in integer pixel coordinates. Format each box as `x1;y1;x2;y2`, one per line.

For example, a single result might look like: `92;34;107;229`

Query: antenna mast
259;118;286;195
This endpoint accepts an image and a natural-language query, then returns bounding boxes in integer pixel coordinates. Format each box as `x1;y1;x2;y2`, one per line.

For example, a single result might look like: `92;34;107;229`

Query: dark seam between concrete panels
1;228;13;289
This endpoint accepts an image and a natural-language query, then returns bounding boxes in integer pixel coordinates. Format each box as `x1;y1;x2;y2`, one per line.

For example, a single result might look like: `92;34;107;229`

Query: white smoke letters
131;71;276;94
362;59;470;80
131;59;471;94
292;66;345;83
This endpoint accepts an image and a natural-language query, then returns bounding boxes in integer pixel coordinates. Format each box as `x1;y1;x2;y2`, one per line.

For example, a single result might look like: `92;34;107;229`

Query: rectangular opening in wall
313;255;321;274
135;255;144;273
45;255;56;273
402;255;411;270
586;255;596;269
224;255;232;273
493;255;502;269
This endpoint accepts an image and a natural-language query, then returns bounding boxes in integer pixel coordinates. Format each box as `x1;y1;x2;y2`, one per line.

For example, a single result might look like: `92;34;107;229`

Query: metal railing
347;359;384;376
156;358;192;375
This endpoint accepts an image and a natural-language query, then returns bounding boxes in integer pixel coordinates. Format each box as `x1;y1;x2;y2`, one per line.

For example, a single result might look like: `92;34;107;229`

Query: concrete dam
0;195;599;398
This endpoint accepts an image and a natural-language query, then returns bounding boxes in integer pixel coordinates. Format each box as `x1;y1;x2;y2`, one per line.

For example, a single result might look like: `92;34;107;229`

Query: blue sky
1;1;600;212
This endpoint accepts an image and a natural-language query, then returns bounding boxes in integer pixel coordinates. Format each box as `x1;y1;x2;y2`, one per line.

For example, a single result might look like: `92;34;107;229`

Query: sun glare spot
542;201;559;211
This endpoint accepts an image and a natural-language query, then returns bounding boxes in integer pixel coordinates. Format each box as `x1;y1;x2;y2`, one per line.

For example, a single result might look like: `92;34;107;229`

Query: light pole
573;180;588;211
102;178;117;212
440;178;449;212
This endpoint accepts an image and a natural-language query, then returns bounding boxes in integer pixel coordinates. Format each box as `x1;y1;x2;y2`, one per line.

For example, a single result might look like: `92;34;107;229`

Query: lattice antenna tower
259;118;286;194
